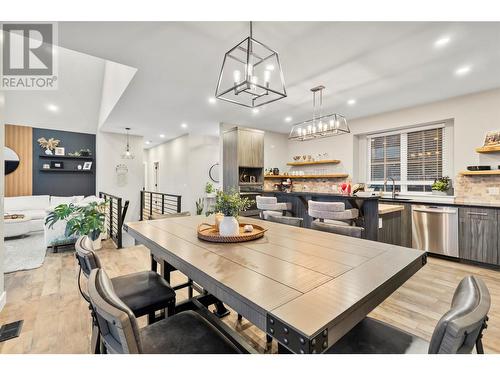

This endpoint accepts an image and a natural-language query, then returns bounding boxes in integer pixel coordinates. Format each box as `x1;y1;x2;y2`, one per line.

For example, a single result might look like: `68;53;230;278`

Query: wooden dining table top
125;215;426;353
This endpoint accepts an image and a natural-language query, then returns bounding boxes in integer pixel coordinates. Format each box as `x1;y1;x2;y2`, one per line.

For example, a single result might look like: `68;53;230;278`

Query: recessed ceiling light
181;123;188;128
455;65;471;76
208;97;216;104
252;108;259;114
47;104;59;112
284;116;292;123
145;140;151;145
347;99;356;105
159;134;165;138
434;36;451;48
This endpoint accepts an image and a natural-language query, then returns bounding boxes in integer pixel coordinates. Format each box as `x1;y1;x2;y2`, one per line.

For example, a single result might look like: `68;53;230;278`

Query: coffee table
5;216;32;238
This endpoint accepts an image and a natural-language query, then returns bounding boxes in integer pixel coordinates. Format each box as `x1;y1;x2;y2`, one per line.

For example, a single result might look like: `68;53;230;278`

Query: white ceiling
5;46;106;134
37;22;500;146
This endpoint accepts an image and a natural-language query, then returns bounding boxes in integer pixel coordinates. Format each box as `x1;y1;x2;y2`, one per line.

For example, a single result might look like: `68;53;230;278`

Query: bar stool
267;215;303;227
256;196;292;220
308;200;364;238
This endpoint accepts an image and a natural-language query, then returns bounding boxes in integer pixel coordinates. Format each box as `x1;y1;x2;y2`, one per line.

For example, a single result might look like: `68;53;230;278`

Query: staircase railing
99;192;129;249
140;190;182;220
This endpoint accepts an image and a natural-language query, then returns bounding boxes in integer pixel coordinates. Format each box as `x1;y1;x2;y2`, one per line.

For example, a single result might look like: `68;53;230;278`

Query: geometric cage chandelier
288;85;350;141
215;21;287;108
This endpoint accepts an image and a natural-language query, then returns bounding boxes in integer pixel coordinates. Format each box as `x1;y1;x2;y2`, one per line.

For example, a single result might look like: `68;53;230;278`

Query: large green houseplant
45;201;108;249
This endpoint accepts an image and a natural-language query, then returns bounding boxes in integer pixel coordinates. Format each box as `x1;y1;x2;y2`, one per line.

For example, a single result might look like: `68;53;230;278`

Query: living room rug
4;231;47;273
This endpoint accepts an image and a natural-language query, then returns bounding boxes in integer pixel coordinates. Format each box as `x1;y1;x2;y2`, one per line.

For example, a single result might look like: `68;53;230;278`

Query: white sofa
4;195;104;249
4;195;85;233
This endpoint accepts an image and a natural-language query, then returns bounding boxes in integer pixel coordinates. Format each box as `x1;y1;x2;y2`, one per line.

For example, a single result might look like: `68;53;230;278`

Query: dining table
124;215;427;354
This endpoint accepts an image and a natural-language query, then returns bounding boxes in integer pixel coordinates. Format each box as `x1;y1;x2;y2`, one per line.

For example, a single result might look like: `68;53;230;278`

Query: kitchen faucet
384;177;397;199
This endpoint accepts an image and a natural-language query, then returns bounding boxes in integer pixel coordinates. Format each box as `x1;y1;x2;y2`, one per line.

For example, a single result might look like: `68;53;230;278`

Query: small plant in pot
210;189;250;236
205;182;216;198
431;176;451;196
45;201;107;249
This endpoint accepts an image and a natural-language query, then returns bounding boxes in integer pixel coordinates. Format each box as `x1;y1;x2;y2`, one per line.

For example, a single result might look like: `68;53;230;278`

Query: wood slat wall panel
5;124;33;197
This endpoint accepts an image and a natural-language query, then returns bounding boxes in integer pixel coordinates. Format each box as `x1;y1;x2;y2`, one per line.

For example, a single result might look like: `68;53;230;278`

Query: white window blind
367;124;450;193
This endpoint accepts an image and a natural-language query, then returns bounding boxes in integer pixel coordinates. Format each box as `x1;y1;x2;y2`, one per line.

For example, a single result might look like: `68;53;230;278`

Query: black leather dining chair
88;268;247;354
75;235;176;353
326;275;491;354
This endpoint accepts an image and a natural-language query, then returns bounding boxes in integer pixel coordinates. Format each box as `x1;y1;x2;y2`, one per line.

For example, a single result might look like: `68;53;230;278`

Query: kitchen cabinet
377;203;411;247
238;128;264;167
459;207;499;265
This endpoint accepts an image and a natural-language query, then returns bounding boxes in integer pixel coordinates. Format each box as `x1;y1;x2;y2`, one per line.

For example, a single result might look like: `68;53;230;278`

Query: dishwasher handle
412;206;457;214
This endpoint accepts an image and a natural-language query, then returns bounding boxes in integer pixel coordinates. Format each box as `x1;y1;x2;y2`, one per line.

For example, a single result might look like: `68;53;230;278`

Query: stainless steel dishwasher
411;205;459;257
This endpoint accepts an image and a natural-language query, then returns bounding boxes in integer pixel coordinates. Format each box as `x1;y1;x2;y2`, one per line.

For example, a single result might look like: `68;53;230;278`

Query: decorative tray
197;223;267;243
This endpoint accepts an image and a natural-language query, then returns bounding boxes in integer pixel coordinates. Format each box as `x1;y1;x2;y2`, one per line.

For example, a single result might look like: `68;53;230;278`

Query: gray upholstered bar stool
327;275;491;354
256;196;292;220
267;215;303;227
308;200;364;238
75;236;176;323
88;268;246;354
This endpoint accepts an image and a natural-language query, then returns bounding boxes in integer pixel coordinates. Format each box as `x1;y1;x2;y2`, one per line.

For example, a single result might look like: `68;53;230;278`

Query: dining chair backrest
256;196;278;209
88;268;142;354
428;275;491;354
308;200;358;221
311;220;364;238
267;215;303;227
75;235;102;279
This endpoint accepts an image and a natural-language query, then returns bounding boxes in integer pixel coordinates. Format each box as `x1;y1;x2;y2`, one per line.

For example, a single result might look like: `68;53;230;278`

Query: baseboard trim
0;291;6;313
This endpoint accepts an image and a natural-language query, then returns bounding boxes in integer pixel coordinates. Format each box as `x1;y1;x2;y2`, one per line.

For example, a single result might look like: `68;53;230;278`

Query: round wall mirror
209;163;220;183
5;147;20;175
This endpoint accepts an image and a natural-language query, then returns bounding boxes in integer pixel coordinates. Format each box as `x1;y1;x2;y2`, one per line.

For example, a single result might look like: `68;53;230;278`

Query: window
367;124;450;194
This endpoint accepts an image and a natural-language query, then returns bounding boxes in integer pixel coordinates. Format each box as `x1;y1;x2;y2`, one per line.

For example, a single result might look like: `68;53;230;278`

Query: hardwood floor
1;240;499;354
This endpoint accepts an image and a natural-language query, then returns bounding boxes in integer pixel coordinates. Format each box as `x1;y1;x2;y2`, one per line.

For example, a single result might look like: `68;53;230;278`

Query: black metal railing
140;190;182;220
99;192;129;249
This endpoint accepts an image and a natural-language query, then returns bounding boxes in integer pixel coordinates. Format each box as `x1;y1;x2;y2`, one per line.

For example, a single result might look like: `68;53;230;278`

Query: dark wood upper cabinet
459;207;499;265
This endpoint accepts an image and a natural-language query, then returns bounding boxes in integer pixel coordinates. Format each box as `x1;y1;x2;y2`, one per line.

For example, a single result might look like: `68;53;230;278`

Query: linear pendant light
289;85;350;141
215;21;287;108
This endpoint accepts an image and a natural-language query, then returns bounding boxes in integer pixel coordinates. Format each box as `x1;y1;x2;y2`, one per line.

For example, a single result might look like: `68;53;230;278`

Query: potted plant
195;198;203;215
205;182;216;197
45;201;107;249
210;189;250;236
432;176;451;196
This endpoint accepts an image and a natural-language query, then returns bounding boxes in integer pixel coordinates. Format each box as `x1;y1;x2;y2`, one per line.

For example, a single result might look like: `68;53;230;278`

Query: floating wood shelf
286;159;341;166
265;174;348;179
460;170;500;176
475;145;500;154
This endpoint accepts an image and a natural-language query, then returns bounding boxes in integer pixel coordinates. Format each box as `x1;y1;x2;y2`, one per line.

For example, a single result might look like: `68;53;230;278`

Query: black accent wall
32;128;96;196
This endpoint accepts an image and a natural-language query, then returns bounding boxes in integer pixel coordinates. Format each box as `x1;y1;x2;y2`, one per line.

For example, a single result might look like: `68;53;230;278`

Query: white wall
264;130;289;173
96;131;144;246
144;134;220;214
287;88;500;183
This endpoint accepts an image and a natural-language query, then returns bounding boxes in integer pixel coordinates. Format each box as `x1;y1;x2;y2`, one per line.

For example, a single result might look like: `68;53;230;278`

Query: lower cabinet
459;207;499;265
377;203;412;247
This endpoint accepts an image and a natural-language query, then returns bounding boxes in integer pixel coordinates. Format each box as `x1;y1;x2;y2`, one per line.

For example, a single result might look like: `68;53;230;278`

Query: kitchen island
262;191;380;240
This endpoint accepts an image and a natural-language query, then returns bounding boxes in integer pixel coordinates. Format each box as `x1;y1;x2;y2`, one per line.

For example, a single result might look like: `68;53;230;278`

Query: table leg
278;343;292;354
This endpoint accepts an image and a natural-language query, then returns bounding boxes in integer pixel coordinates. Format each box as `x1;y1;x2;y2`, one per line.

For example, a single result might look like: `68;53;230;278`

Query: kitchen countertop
380;197;500;209
263;190;379;200
378;203;405;215
263;190;500;209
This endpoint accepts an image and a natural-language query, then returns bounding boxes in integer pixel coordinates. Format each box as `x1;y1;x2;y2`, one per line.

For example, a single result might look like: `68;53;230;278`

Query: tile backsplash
455;175;500;203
